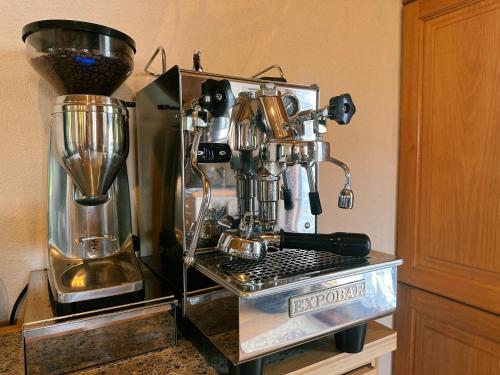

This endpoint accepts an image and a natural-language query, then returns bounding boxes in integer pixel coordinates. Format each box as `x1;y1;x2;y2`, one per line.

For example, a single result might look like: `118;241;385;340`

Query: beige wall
0;0;400;369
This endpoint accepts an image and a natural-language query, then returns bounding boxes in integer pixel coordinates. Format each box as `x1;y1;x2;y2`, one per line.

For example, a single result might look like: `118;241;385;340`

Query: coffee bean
30;49;133;95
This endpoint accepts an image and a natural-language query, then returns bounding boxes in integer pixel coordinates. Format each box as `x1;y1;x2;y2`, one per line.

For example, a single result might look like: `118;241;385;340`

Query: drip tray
218;249;367;287
188;249;402;363
193;249;401;298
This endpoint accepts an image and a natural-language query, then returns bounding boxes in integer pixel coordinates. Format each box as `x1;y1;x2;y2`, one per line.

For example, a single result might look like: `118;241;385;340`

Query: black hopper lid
22;19;136;53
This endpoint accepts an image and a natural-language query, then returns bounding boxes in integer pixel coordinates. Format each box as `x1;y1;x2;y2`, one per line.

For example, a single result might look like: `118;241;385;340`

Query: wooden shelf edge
265;321;397;375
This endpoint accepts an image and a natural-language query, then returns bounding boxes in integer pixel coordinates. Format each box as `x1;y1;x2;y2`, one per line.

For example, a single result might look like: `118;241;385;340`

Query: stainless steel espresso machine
22;20;143;312
137;64;402;374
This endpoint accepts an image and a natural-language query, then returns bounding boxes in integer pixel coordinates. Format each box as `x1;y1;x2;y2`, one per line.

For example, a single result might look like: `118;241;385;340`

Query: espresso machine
22;20;143;312
137;63;402;374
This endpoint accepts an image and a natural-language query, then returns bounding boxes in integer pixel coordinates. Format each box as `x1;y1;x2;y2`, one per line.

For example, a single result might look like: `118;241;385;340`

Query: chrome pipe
329;157;354;209
184;128;212;267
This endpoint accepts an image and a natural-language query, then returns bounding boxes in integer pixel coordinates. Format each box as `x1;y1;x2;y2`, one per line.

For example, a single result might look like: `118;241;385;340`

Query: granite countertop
72;322;308;375
1;321;229;375
1;320;395;374
73;323;228;375
1;320;308;375
0;326;24;375
0;322;330;375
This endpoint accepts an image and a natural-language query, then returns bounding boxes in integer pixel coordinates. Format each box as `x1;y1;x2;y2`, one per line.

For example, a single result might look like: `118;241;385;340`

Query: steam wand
184;119;212;267
183;78;236;268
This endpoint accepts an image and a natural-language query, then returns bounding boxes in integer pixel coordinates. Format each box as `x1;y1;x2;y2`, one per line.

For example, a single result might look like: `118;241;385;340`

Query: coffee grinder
22;20;143;313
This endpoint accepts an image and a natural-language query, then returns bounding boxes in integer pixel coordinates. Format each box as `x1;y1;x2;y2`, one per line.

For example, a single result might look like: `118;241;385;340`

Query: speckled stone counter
72;323;228;375
5;322;308;375
2;322;229;375
71;321;324;375
74;338;224;374
0;327;24;375
1;320;396;374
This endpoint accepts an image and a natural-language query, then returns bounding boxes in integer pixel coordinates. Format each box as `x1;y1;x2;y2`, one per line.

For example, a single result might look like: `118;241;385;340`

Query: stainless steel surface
184;126;212;267
48;95;143;304
305;163;317;194
262;139;331;164
24;269;177;375
329;156;354;209
137;67;403;366
236;171;256;216
338;187;355;210
257;169;280;227
257;93;292;139
136;68;318;260
48;239;143;303
144;46;167;76
251;64;285;79
232;93;257;151
217;212;268;260
217;229;268;260
187;253;401;363
51;95;129;204
193;249;401;297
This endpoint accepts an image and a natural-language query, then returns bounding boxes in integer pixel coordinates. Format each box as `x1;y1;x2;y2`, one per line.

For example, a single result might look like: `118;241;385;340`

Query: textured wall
0;0;167;325
153;0;401;247
0;2;400;372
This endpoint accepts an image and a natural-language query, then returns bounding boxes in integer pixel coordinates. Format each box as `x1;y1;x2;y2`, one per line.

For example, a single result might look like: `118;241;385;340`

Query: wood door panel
394;284;500;375
398;0;500;313
419;1;500;276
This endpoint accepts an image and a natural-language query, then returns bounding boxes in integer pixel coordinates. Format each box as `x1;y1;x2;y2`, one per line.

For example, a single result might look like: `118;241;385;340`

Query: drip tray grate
218;248;368;286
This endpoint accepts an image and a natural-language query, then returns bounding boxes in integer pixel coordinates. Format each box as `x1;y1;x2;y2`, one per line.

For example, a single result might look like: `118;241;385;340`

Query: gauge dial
282;93;300;119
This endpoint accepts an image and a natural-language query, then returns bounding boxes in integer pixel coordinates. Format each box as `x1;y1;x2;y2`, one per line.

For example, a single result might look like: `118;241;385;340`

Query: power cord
9;284;28;325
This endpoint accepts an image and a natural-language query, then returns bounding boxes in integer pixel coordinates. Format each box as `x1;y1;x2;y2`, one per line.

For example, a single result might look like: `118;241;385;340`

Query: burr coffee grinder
22;20;143;312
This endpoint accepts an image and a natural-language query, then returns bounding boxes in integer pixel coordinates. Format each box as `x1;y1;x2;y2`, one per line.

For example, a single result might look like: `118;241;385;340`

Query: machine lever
328;93;356;125
279;231;370;257
305;164;322;215
281;170;294;210
308;192;322;215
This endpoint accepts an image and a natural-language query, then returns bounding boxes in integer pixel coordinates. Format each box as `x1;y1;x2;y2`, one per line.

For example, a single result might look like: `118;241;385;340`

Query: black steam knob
199;79;236;117
328;94;356;125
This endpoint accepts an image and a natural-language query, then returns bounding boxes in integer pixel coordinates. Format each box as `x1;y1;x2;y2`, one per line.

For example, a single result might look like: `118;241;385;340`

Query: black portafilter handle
199;79;236;117
279;231;371;257
328;93;356;125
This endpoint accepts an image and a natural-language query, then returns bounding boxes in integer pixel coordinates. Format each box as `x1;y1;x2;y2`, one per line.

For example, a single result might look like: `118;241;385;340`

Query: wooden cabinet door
398;0;500;313
394;284;500;374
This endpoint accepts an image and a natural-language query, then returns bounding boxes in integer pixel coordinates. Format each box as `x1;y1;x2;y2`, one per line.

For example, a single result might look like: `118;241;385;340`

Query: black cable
9;284;28;325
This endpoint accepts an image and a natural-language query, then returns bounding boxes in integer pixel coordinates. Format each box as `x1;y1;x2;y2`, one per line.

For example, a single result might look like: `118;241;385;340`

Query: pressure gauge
282;93;300;119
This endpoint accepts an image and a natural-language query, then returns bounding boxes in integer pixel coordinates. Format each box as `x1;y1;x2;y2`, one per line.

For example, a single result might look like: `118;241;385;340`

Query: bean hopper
22;20;143;313
137;63;402;374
